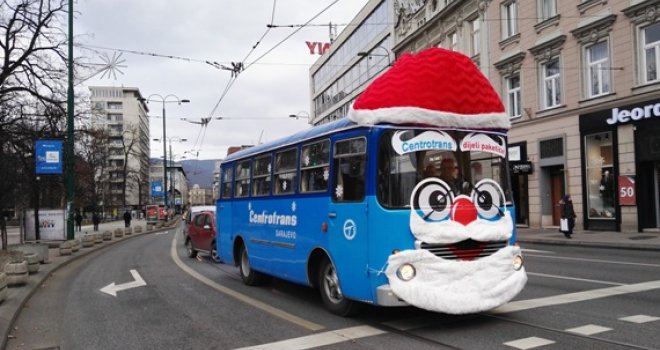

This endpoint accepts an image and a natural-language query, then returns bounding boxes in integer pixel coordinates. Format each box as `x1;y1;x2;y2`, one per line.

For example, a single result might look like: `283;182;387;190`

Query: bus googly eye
411;179;454;222
472;179;505;220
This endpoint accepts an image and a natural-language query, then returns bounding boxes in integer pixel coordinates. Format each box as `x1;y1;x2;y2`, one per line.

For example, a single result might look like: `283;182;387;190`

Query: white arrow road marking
100;269;147;297
155;231;169;235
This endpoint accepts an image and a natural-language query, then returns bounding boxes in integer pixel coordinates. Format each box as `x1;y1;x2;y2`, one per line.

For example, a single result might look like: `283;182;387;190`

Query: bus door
217;165;234;261
327;135;371;301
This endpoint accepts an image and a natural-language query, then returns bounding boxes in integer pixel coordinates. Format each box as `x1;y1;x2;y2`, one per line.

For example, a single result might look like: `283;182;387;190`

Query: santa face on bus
384;177;527;314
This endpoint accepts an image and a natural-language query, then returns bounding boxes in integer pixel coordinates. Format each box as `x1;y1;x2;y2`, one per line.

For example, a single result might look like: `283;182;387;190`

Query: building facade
149;162;189;213
313;0;660;233
309;0;394;125
89;86;150;217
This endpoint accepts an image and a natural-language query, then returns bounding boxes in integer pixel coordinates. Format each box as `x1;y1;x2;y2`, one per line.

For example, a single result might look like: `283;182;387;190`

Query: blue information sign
35;140;63;174
151;181;164;197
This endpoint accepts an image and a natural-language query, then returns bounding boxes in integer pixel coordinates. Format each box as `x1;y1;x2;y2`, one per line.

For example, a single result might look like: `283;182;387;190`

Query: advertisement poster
618;175;636;206
24;209;66;241
35;140;63;174
146;205;159;222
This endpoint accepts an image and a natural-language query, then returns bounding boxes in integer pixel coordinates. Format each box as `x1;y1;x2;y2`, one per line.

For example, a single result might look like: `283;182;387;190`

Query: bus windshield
377;128;512;209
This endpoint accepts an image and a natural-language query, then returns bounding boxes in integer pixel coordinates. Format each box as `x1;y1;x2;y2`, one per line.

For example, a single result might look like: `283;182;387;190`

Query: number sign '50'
618;175;636;206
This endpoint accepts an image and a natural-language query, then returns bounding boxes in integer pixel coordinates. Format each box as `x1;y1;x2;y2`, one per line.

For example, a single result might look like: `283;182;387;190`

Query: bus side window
333;137;366;202
274;148;297;195
300;139;330;193
234;160;251;198
221;166;233;199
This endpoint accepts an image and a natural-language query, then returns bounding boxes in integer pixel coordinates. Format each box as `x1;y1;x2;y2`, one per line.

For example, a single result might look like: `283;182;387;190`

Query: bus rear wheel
318;257;360;316
239;244;268;286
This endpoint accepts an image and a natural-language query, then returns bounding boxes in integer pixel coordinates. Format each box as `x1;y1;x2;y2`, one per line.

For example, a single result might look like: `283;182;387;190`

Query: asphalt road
6;226;660;350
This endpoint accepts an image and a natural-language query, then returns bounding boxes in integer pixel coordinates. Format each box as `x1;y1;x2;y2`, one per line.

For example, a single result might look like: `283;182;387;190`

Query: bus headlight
396;264;416;281
512;255;524;271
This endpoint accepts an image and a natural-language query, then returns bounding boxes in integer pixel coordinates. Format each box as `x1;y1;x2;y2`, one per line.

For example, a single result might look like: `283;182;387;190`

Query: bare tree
0;0;69;249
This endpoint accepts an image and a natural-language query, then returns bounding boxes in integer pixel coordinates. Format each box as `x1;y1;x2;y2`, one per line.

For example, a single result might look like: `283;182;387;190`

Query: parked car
184;209;220;262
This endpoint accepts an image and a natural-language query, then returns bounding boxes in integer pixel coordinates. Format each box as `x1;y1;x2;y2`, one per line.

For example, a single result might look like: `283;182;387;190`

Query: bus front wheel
318;257;360;316
239;244;268;286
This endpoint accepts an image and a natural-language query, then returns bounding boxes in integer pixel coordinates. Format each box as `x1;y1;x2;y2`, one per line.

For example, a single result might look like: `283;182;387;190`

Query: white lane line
524;254;660;268
565;324;612;336
526;272;624;286
234;325;386;350
492;280;660;314
503;336;555;349
521;249;555;254
169;235;324;331
619;315;660;323
155;231;169;235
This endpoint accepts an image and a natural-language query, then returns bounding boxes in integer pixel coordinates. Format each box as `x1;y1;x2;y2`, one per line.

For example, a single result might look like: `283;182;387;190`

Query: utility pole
65;0;75;240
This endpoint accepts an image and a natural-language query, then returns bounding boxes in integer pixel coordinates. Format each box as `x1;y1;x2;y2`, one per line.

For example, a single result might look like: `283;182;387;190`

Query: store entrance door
551;170;565;226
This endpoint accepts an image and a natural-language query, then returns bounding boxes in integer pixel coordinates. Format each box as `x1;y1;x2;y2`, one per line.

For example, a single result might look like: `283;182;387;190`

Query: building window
643;22;660;84
447;31;458;51
584;132;615;220
586;41;610;97
542;58;561;109
539;0;556;22
502;1;518;39
470;18;480;56
506;74;521;118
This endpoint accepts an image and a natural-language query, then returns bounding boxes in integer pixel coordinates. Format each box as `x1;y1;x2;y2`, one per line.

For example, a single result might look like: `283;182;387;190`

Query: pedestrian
75;210;83;232
560;194;576;238
123;210;132;228
92;212;100;232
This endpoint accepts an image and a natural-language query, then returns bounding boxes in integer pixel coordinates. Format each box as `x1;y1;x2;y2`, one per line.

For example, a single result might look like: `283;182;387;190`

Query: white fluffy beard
410;210;514;244
385;245;527;314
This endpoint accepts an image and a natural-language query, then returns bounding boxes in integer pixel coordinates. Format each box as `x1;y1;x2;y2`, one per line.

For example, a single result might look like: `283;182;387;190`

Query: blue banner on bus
35;140;63;175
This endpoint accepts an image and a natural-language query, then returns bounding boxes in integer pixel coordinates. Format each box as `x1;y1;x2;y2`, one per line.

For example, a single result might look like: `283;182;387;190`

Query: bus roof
224;118;358;162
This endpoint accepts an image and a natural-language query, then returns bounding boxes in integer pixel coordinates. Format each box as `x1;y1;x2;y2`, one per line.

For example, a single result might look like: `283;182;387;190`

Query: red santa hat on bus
347;47;510;130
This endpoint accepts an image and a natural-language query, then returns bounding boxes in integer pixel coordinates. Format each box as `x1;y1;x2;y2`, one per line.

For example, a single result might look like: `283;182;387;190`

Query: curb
517;238;660;252
0;223;178;350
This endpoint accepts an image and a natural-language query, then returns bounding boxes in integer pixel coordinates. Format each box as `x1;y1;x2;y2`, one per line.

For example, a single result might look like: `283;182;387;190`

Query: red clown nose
452;198;477;226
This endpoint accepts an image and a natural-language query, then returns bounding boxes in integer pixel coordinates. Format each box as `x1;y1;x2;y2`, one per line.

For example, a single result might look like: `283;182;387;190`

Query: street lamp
289;111;310;120
141;94;189;216
357;45;392;66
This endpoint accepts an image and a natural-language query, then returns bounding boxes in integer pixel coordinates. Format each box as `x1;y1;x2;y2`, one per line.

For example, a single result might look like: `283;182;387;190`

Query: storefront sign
608;103;660;126
511;161;533;175
618;175;636;206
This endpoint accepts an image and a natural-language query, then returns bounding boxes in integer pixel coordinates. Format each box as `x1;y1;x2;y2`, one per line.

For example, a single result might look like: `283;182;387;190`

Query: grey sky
74;0;368;160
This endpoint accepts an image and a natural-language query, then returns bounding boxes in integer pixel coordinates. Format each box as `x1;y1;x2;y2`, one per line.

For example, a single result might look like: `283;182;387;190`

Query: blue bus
216;118;527;315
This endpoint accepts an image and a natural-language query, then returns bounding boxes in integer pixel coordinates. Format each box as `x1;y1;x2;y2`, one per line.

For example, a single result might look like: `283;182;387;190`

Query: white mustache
409;211;513;244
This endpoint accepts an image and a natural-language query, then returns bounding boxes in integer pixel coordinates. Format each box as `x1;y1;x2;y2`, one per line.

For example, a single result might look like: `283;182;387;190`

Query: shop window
584;132;615;220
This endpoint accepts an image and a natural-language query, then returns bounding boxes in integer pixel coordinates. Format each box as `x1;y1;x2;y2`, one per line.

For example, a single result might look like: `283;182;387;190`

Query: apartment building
89;86;150;218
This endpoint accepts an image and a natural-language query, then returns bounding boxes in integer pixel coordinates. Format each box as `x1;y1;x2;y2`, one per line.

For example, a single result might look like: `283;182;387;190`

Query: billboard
151;181;164;197
146;205;159;222
35;140;63;174
24;209;66;241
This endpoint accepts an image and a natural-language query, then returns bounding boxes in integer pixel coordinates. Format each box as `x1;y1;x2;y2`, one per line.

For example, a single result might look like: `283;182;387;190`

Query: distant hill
152;158;219;189
179;159;219;189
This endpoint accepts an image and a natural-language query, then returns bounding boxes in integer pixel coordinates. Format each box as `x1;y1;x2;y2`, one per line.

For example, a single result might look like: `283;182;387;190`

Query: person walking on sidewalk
560;194;576;239
123;210;132;228
75;210;83;232
92;212;100;231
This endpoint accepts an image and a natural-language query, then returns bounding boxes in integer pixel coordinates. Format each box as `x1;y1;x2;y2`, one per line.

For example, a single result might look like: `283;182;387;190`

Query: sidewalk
516;226;660;251
0;218;176;350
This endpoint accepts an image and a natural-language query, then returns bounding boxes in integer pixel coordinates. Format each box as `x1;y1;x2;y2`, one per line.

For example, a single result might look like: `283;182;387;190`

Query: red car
184;210;220;262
